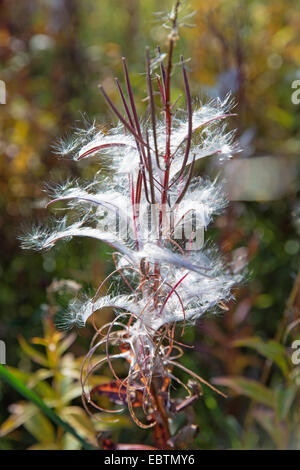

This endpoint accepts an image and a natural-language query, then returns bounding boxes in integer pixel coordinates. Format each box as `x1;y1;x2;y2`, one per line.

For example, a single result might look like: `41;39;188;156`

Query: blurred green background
0;0;300;449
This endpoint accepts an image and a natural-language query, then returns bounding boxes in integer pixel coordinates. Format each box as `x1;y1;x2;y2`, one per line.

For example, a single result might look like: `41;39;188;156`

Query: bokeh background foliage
0;0;300;449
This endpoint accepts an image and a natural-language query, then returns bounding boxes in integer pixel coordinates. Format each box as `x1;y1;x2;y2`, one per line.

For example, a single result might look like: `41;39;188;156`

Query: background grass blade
0;364;95;450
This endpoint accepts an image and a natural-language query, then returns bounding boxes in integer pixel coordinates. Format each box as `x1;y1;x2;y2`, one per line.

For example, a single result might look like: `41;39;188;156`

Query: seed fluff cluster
21;5;243;428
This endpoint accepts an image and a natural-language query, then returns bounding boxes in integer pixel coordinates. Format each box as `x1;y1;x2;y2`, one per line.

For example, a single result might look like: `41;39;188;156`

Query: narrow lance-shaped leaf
213;376;276;408
0;364;95;450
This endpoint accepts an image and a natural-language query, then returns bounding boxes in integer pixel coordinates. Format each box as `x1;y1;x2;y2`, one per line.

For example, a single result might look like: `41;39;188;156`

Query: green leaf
7;367;56;400
276;387;297;421
252;409;287;449
61;433;82;450
27;369;54;388
0;403;37;437
24;412;55;443
18;337;48;367
213;376;276;408
60;385;83;404
232;337;290;378
61;406;97;445
93;413;132;431
28;443;60;450
0;364;95;450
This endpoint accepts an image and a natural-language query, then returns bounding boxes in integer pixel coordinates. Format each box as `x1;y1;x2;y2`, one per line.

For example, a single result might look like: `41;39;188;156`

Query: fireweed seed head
21;5;245;427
